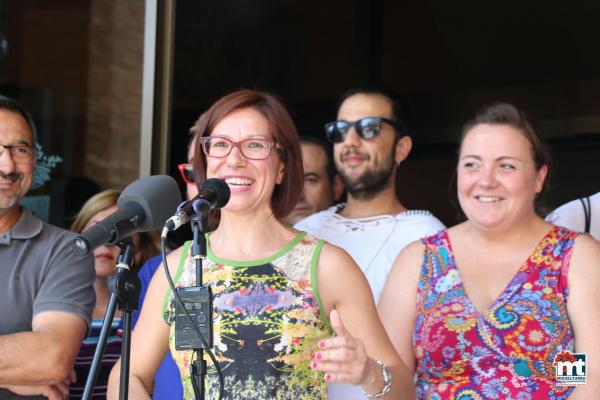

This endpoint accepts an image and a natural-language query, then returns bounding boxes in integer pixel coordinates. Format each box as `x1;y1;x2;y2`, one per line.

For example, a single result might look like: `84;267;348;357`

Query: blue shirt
133;254;183;399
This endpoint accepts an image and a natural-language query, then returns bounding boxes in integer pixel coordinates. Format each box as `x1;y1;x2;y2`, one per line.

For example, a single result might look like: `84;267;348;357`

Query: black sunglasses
324;117;405;143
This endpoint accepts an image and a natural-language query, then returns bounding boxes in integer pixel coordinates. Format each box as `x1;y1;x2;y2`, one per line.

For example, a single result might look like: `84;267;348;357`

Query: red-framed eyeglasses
177;163;194;184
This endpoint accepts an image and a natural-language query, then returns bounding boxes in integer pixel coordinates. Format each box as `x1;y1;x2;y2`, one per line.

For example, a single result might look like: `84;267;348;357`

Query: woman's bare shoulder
390;238;428;277
570;233;600;276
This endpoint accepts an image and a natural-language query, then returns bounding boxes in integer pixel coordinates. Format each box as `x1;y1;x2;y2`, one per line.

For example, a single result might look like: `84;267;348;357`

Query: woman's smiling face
205;107;284;216
457;123;547;232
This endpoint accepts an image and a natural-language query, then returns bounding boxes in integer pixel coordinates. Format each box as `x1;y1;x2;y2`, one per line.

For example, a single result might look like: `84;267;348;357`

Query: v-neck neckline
443;226;558;319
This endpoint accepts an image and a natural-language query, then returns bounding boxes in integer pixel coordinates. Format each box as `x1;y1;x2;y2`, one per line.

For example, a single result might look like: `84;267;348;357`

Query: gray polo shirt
0;207;95;335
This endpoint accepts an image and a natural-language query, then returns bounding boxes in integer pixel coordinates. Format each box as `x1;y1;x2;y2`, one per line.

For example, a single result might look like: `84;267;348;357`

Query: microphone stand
189;210;208;400
82;241;141;400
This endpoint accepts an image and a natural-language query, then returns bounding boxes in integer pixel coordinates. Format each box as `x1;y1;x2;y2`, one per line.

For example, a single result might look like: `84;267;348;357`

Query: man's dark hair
0;95;38;145
299;135;335;183
336;87;410;135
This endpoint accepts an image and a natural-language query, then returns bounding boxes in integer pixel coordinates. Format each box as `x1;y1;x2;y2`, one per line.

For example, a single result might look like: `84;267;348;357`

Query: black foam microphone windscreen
72;175;182;255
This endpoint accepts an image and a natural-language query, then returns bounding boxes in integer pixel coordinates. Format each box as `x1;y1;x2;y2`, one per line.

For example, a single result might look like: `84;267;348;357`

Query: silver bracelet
361;359;392;399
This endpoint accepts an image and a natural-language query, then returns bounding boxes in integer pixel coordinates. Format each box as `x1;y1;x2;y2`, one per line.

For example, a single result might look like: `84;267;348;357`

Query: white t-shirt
294;204;445;400
546;192;600;240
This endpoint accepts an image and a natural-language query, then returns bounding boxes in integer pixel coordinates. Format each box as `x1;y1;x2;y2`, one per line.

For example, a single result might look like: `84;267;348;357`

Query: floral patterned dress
414;227;577;400
163;232;331;400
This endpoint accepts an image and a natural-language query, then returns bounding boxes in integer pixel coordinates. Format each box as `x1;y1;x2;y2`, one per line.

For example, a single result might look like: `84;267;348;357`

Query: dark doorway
170;0;600;226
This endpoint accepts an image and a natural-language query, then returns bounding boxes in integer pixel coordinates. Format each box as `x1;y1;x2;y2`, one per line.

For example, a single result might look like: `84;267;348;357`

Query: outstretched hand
311;309;374;385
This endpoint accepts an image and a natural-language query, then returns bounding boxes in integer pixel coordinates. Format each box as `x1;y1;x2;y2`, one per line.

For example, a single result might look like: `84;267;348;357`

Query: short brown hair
191;90;303;219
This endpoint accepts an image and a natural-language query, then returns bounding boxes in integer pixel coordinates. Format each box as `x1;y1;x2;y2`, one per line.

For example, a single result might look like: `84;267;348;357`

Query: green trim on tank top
206;231;308;267
161;232;327;326
310;239;331;331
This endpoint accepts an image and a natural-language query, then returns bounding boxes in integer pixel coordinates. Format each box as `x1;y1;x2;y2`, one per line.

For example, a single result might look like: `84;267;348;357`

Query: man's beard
0;171;24;212
0;193;19;212
337;151;396;201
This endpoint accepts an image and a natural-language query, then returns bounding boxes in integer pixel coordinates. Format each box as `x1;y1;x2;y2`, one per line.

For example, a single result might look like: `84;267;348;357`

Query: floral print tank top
414;227;577;399
163;232;331;400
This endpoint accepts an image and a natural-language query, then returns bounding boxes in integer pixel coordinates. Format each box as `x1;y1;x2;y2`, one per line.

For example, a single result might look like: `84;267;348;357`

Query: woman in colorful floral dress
379;103;600;399
108;90;414;399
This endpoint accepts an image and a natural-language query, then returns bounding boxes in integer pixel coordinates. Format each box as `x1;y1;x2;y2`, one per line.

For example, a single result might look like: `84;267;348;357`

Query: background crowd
0;89;598;399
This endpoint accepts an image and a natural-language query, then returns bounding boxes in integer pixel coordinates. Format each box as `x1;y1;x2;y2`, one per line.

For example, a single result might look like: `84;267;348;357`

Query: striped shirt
70;318;122;399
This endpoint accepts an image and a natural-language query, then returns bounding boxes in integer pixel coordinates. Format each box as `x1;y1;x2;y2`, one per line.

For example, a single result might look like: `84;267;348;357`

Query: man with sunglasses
0;96;95;399
295;88;445;399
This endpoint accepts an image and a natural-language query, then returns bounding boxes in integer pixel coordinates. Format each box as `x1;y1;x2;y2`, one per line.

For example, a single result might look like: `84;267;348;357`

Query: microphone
164;178;230;232
72;175;182;256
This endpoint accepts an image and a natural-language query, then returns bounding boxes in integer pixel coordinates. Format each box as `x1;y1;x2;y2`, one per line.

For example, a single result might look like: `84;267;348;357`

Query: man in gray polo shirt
0;96;95;399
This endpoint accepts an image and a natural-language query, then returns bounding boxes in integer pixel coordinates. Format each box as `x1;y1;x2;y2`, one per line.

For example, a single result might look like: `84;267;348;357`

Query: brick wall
86;0;144;189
